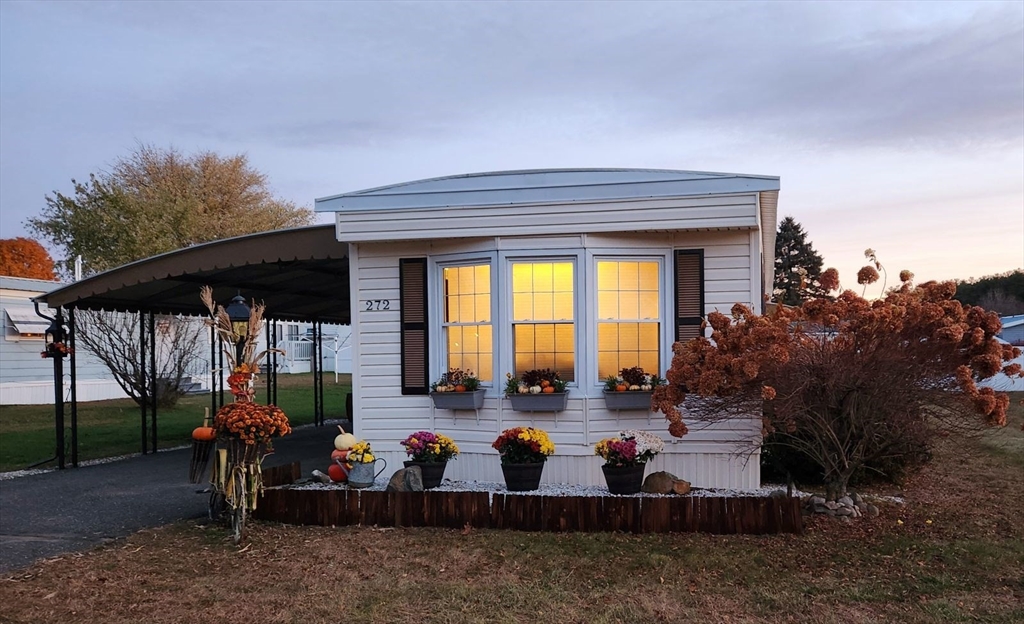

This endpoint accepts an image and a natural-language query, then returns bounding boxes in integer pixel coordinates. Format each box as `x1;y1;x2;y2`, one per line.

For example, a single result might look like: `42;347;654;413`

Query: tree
654;265;1021;500
955;270;1024;315
0;237;56;280
74;311;206;408
28;144;314;276
773;216;827;305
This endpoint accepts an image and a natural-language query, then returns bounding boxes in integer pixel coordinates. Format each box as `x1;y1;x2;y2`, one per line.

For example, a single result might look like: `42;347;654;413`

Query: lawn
0;394;1020;623
0;373;351;472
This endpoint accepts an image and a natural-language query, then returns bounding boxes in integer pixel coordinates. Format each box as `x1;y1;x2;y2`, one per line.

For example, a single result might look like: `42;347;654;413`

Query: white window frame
587;251;672;391
430;252;498;388
499;250;584;388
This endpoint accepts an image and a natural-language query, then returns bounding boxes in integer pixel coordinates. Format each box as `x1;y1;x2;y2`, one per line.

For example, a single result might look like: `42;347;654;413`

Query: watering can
336;457;387;489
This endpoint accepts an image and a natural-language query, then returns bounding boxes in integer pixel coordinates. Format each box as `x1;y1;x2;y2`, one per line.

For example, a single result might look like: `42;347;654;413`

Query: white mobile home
317;169;779;488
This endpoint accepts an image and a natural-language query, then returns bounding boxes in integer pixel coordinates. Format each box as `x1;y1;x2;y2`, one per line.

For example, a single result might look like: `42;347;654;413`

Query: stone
852;492;863;505
834;506;853;516
813;503;831;514
642;471;679;494
825;501;840;510
311;470;332;484
839;515;852;524
865;503;879;518
386;467;424;492
851;507;861;518
672;479;691;495
837;496;854;508
809;495;826;506
770;489;790;499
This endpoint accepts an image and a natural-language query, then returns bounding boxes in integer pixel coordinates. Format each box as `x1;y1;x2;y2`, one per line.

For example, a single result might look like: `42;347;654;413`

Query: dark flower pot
430;389;485;410
601;463;647;495
602;390;654;411
404;460;448;489
506;392;568;412
501;462;545;491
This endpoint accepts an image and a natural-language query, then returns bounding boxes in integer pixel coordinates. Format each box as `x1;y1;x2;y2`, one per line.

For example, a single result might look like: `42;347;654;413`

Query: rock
672;479;691;495
809;495;826;506
642;471;679;494
386;467;424;492
839;515;852;523
852;492;863;505
311;470;332;484
837;496;854;508
770;489;790;499
855;502;869;513
813;503;831;514
865;503;879;518
851;507;861;518
825;501;840;510
834;506;853;516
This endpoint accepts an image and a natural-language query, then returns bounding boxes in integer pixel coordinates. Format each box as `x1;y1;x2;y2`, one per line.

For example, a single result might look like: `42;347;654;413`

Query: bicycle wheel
208;489;226;522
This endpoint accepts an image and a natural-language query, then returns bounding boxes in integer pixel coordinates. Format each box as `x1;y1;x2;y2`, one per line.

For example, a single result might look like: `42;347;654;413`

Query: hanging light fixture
224;294;250;365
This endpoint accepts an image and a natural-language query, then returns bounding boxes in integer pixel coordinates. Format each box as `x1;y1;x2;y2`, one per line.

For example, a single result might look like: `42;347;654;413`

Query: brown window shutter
675;250;704;343
399;258;429;395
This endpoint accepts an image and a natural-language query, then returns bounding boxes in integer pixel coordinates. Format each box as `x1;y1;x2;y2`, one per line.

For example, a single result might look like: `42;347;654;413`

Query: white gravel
288;478;807;499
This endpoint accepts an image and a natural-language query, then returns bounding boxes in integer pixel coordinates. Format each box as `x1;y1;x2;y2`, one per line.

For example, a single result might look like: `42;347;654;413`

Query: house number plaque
364;299;391;311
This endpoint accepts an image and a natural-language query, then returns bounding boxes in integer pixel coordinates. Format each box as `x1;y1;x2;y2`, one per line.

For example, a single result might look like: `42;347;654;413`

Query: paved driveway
0;424;334;574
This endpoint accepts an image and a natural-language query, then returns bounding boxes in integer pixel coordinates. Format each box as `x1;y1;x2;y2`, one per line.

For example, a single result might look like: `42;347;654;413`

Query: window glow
512;261;574;381
443;264;492;381
596;260;660;379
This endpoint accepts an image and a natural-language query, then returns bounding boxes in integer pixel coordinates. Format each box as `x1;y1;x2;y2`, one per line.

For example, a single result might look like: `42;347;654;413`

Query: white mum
619;429;664;456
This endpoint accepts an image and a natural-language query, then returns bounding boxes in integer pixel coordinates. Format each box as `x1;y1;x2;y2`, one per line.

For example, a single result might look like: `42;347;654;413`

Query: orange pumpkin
331;449;349;462
542;386;555;394
192;426;216;441
328;463;347;482
616;383;628;392
454;384;466;392
540;380;551;388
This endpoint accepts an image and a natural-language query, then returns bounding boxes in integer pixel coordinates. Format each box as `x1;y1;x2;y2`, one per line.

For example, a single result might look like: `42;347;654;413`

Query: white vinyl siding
349;228;761;488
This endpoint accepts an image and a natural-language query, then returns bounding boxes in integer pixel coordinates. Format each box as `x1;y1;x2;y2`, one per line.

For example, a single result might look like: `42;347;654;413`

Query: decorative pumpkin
616;383;628;392
529;385;542;394
454;384;466;392
641;384;653;391
629;384;641;391
540;380;551;388
542;386;555;394
335;425;357;451
435;385;447;393
192;426;217;441
328;463;348;482
517;385;529;394
331;449;349;462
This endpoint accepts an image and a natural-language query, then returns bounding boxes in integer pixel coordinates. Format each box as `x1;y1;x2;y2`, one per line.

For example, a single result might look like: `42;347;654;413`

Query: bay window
511;260;575;381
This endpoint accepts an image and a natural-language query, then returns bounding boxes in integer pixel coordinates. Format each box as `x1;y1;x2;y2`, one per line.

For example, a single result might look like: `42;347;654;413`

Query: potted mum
602;366;666;411
594;429;665;494
503;369;568;412
430;368;485;410
492;427;555;491
400;431;460;489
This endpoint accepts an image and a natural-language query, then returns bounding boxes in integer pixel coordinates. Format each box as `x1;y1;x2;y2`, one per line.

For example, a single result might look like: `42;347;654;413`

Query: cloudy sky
1;1;1021;287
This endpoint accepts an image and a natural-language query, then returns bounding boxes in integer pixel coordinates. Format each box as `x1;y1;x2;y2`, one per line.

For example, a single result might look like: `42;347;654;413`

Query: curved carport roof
36;224;350;323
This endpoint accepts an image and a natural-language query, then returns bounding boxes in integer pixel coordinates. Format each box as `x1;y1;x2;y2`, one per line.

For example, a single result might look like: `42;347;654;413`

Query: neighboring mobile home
317;169;780;488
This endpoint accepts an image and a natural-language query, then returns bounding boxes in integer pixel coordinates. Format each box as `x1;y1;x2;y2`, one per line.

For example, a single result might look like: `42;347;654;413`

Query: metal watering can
336;457;387;489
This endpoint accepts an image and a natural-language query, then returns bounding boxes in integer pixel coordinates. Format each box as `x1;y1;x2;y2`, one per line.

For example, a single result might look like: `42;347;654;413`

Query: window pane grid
596;260;660;379
511;261;575;381
443;264;492;381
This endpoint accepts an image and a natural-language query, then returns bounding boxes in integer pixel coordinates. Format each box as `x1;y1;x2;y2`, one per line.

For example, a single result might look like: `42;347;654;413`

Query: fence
256;463;802;535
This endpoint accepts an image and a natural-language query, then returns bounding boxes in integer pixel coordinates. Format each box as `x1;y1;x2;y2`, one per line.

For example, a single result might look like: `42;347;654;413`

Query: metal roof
35;225;351;324
316;168;781;212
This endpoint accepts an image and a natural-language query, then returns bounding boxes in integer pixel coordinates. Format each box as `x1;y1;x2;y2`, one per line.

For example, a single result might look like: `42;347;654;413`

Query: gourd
328;463;348;482
641;384;653;391
542;386;555;394
334;425;357;451
454;384;466;392
529;385;542;394
192;413;216;441
629;385;641;391
615;383;628;392
331;449;349;461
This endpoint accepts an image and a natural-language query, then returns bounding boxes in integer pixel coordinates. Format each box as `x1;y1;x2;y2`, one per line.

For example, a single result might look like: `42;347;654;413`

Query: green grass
0;373;350;471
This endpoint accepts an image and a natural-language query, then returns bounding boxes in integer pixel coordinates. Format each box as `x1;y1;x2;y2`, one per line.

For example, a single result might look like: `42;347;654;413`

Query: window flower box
430;389;486;410
506;392;568;412
602;390;653;411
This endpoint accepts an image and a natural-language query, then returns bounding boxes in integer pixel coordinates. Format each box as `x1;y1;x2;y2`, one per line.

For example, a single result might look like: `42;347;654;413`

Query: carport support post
139;313;148;455
265;320;271;405
68;308;78;468
318;321;325;423
149;312;157;452
271;321;278;405
210;325;217;416
53;309;66;470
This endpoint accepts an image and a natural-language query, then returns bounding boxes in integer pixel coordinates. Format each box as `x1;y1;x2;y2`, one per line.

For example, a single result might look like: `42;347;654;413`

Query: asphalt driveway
0;423;335;574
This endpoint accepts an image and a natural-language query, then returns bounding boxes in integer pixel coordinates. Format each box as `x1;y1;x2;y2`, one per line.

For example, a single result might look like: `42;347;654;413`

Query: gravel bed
287;478;808;499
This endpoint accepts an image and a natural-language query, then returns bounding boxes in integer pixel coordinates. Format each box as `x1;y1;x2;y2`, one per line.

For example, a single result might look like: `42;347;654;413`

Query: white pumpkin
629;384;641;391
641;384;653;391
435;385;447;393
518;384;529;394
334;425;357;451
529;385;542;394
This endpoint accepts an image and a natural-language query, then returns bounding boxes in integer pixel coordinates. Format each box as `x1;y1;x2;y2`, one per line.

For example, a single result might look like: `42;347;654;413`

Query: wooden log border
254;483;802;535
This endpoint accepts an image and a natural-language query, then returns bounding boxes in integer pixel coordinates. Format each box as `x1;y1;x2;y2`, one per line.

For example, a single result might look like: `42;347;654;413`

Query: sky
1;0;1021;288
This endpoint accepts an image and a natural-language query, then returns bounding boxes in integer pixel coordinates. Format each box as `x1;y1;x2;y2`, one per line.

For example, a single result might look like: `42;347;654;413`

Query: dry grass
2;395;1021;624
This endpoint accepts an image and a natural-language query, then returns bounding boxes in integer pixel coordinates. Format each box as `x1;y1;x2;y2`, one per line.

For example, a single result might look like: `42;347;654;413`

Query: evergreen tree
773;216;826;305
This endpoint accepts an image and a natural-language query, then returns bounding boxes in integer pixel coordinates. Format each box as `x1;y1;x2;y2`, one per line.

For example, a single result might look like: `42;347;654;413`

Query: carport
34;224;350;468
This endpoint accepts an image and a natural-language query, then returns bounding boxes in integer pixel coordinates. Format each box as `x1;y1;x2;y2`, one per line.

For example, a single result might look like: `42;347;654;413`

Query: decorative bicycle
208;438;267;544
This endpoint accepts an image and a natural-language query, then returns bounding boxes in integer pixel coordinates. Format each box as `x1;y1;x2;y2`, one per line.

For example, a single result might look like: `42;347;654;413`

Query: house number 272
364;299;391;311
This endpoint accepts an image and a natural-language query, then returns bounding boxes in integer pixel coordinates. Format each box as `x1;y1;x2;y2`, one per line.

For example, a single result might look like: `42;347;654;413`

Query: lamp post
224;294;250;366
44;313;68;469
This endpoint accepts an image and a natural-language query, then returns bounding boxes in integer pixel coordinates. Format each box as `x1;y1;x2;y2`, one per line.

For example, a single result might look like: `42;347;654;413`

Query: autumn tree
0;237;56;280
28;144;314;276
654;264;1021;500
773;216;827;305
